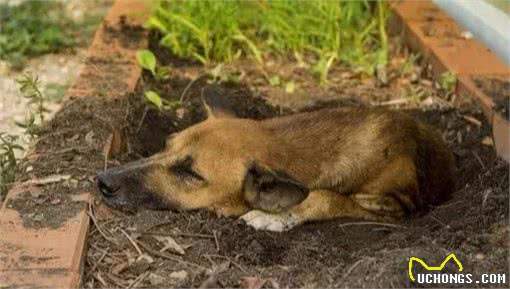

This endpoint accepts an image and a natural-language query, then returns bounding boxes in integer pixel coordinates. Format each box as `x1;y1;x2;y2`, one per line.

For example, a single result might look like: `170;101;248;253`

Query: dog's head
96;95;309;216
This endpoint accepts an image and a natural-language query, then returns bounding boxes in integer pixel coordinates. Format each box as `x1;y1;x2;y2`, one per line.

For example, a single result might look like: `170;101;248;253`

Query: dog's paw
240;210;300;232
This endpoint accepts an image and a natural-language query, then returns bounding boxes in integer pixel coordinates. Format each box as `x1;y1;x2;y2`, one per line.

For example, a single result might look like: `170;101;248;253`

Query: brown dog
97;102;454;231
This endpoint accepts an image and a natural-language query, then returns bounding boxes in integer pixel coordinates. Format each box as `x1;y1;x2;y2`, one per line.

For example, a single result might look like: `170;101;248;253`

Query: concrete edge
0;0;151;288
390;0;510;162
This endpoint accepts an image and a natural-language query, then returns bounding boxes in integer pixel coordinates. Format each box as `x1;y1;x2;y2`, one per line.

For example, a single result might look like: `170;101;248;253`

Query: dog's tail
414;123;455;209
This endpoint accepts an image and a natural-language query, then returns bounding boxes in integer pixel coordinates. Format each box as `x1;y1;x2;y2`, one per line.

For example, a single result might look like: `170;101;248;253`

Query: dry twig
120;228;143;256
338;221;405;229
87;202;119;245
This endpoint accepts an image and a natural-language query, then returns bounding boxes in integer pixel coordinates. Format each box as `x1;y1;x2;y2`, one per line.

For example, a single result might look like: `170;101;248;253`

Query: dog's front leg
240;210;301;232
241;190;383;232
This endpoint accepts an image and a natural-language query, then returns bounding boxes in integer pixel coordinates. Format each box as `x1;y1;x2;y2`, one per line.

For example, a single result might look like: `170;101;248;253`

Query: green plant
312;54;337;85
439;71;457;92
137;49;170;80
0;1;76;68
16;72;49;139
268;75;281;87
144;90;181;110
137;49;157;75
406;86;428;103
146;0;388;81
145;90;163;109
0;133;23;197
400;54;420;76
206;64;243;84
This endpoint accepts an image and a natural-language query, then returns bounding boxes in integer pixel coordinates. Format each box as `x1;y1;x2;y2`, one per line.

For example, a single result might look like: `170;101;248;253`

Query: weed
406;85;428;103
285;80;296;94
146;0;389;82
206;64;243;84
439;71;457;92
269;75;281;87
312;54;337;85
399;54;421;76
16;72;49;139
137;49;170;80
145;90;163;109
0;1;76;68
137;49;157;76
144;90;181;110
0;133;23;198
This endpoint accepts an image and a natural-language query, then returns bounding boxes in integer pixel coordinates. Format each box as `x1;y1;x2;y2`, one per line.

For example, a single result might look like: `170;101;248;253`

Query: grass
145;0;389;82
0;133;22;200
15;72;50;140
0;72;48;199
439;71;457;92
0;0;106;69
0;1;77;68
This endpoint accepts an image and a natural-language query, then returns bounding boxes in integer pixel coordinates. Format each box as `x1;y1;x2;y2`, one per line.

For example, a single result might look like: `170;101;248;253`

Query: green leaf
144;90;162;109
269;75;281;87
136;49;157;76
144;16;169;33
285;81;296;94
439;71;457;92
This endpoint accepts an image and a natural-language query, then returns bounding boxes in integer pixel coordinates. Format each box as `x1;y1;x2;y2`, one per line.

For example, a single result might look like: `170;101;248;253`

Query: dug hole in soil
7;24;508;288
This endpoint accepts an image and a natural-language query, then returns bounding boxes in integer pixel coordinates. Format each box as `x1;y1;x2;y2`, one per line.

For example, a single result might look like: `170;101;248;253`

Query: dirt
84;95;508;287
4;18;507;288
83;38;509;288
473;76;510;120
7;189;87;229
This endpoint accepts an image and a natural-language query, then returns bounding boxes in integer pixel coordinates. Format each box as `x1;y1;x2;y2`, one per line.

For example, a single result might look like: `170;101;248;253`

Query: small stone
69;134;80;142
420;79;433;87
481;136;494;147
68;179;79;189
26;166;33;173
175;108;186;119
29;190;42;198
50;198;61;205
103;257;114;264
375;64;388;86
31;213;44;222
410;72;419;83
128;258;151;275
85;131;95;147
340;71;353;79
148;273;166;286
475;253;485;260
169;270;188;282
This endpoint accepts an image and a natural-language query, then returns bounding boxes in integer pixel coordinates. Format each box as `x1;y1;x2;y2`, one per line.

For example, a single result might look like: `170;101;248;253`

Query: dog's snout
96;174;119;198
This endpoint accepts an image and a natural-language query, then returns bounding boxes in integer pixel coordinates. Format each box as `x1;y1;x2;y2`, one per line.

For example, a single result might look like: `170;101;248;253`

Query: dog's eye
170;157;204;181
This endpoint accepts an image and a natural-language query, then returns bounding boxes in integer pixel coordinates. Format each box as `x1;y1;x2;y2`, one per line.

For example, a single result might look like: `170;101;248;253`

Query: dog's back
260;107;454;214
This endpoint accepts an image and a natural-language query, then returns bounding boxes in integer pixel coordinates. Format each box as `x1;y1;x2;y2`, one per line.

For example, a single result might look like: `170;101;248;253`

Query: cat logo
408;253;464;281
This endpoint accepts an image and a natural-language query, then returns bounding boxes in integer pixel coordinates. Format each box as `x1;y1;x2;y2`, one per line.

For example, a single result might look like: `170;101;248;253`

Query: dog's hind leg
353;155;418;217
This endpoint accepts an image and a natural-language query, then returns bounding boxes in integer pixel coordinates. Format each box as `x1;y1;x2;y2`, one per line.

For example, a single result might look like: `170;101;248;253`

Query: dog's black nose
96;174;119;198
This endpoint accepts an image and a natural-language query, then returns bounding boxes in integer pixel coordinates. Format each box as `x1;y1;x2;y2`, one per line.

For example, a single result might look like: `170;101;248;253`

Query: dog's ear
242;161;309;213
202;86;237;119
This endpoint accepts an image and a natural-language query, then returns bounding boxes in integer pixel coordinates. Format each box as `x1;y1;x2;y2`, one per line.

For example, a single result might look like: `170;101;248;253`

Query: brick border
0;0;150;287
1;1;508;287
389;0;510;161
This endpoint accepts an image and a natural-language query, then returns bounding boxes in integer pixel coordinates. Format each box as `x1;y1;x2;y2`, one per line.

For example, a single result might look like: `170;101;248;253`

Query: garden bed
1;1;508;288
79;31;508;287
